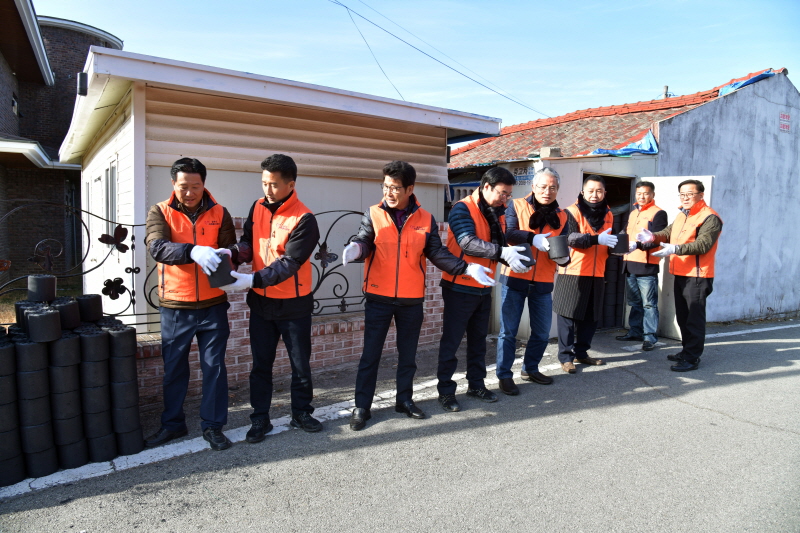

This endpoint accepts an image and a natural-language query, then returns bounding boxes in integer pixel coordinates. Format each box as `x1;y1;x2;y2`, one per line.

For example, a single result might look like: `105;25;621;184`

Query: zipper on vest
192;221;199;302
394;213;409;298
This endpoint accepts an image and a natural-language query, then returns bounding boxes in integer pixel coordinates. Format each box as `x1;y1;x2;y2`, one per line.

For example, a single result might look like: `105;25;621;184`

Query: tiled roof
450;68;785;168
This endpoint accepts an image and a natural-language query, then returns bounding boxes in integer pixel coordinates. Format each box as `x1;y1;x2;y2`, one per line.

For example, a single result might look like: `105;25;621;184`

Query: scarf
577;194;608;232
529;198;561;232
478;190;506;247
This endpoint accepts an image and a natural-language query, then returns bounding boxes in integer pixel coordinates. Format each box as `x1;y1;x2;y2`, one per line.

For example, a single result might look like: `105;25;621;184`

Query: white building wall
657;73;800;321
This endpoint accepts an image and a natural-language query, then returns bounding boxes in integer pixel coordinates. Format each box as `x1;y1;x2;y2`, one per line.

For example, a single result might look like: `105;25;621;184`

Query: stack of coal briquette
0;275;143;488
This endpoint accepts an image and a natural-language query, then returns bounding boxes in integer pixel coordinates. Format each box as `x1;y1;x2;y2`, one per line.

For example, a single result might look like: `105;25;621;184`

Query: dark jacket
231;192;320;321
145;192;236;309
624;206;668;276
352;195;468;306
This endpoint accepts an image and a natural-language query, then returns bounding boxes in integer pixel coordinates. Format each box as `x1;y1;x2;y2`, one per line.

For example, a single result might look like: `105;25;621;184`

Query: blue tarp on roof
719;69;775;97
589;130;658;157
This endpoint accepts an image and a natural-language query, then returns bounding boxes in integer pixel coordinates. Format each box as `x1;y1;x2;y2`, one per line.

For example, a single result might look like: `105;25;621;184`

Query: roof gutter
13;0;55;86
0;139;81;169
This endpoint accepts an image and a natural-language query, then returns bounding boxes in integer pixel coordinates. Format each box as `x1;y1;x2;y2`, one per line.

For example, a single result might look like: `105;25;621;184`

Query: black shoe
144;426;188;448
520;370;554;385
245;418;273;443
466;387;498;403
642;341;656;352
290;412;323;432
667;352;685;362
350;408;371;431
395;400;425;419
498;378;519;396
438;394;461;412
202;427;232;451
616;332;643;341
671;359;699;372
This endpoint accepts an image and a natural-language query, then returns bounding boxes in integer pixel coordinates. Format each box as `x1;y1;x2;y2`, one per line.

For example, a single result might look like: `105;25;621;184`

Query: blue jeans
496;284;553;379
625;273;659;344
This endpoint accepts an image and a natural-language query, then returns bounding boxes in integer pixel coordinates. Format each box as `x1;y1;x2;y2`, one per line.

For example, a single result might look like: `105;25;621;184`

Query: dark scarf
529;197;561;232
577;194;608;232
478;191;506;247
264;190;294;213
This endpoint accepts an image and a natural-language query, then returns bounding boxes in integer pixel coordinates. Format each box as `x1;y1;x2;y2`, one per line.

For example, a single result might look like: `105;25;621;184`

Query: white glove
636;228;654;244
214;248;232;258
342;242;360;266
190;245;222;275
500;245;531;274
652;243;678;258
597;228;618;248
627;241;637;253
219;270;254;291
532;232;551;252
465;264;497;287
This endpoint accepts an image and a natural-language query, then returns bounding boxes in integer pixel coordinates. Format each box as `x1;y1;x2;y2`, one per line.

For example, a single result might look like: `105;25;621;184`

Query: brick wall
0;52;20;138
134;223;451;410
0;163;9;285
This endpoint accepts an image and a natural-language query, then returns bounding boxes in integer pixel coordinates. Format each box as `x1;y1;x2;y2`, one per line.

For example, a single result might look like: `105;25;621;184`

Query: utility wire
353;0;545;117
344;6;405;101
329;0;549;118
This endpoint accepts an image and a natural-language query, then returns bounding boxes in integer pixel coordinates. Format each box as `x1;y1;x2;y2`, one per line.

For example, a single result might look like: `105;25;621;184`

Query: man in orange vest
496;167;569;394
616;181;668;352
437;167;531;412
552;175;617;374
637;179;722;372
220;154;322;440
144;157;237;451
342;161;494;431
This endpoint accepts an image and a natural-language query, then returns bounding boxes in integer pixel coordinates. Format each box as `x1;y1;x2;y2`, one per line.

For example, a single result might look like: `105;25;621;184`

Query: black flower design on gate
28;246;54;272
102;277;127;300
99;225;129;253
314;242;338;269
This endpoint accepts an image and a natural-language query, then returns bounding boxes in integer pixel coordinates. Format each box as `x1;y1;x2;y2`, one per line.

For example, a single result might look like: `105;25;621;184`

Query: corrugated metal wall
144;87;448;184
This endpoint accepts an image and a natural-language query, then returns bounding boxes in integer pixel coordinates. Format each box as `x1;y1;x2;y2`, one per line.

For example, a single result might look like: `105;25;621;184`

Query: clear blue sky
34;0;800;133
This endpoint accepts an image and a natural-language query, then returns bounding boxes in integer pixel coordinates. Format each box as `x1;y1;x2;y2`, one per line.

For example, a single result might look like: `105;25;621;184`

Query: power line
353;0;545;117
328;0;549;118
344;7;405;100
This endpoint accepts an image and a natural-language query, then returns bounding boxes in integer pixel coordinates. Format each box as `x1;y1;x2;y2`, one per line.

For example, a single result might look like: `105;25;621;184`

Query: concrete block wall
133;223;451;410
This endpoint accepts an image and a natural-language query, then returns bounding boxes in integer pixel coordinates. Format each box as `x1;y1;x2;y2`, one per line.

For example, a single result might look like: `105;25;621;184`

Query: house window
104;163;117;237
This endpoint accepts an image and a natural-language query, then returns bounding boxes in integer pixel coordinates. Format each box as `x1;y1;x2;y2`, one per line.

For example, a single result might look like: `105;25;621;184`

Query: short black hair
170;157;207;183
382;160;416;188
261;154;298;182
678;179;704;193
637;180;655;192
480;167;516;188
583;174;606;188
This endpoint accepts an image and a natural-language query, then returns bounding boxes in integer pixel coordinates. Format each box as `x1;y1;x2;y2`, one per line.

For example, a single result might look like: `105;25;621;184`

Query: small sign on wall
779;112;790;133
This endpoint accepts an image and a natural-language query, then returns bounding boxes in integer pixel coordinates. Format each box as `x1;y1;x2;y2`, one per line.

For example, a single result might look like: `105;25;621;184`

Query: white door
627;176;715;340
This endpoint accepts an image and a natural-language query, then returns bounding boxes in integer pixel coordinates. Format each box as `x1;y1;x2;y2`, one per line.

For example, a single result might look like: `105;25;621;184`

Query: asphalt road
1;319;798;532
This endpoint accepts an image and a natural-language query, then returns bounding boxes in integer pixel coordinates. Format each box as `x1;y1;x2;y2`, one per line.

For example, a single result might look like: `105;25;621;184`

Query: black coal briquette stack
79;329;116;462
0;341;26;487
27;274;57;303
108;327;143;455
49;331;88;470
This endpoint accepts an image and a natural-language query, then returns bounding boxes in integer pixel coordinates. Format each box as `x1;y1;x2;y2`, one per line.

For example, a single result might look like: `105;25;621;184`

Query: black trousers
354;299;424;410
556;315;598;363
674;276;714;363
437;287;492;395
249;312;314;421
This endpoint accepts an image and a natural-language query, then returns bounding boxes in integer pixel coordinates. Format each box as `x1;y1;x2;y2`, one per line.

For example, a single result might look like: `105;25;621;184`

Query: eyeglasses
534;185;558;193
492;186;513;199
381;184;405;194
678;192;700;199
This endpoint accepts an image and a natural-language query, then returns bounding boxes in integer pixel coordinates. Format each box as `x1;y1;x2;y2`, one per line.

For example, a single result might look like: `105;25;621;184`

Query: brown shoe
521;370;554;385
561;362;576;374
498;378;519;396
575;356;605;366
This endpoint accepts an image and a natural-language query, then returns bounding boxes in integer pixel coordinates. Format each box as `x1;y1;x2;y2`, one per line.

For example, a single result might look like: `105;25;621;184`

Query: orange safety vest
625;200;664;266
251;192;313;299
501;195;568;283
362;200;433;300
157;190;225;302
441;189;505;289
668;199;722;278
558;202;613;278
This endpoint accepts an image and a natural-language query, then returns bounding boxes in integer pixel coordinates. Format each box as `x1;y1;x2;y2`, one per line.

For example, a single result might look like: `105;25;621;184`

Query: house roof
449;68;786;169
0;0;53;85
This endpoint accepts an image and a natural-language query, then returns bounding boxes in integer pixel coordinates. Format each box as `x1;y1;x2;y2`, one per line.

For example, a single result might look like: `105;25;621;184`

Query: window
104;163;117;237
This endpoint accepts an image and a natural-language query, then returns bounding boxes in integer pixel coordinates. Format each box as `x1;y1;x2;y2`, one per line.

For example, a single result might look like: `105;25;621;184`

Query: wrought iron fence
0;202;367;329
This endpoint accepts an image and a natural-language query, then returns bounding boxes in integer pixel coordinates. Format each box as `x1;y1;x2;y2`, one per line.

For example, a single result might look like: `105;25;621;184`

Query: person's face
262;170;295;204
678;183;703;210
382;176;413;210
173;172;205;210
482;181;513;208
582;180;605;203
635;186;654;206
533;175;558;205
